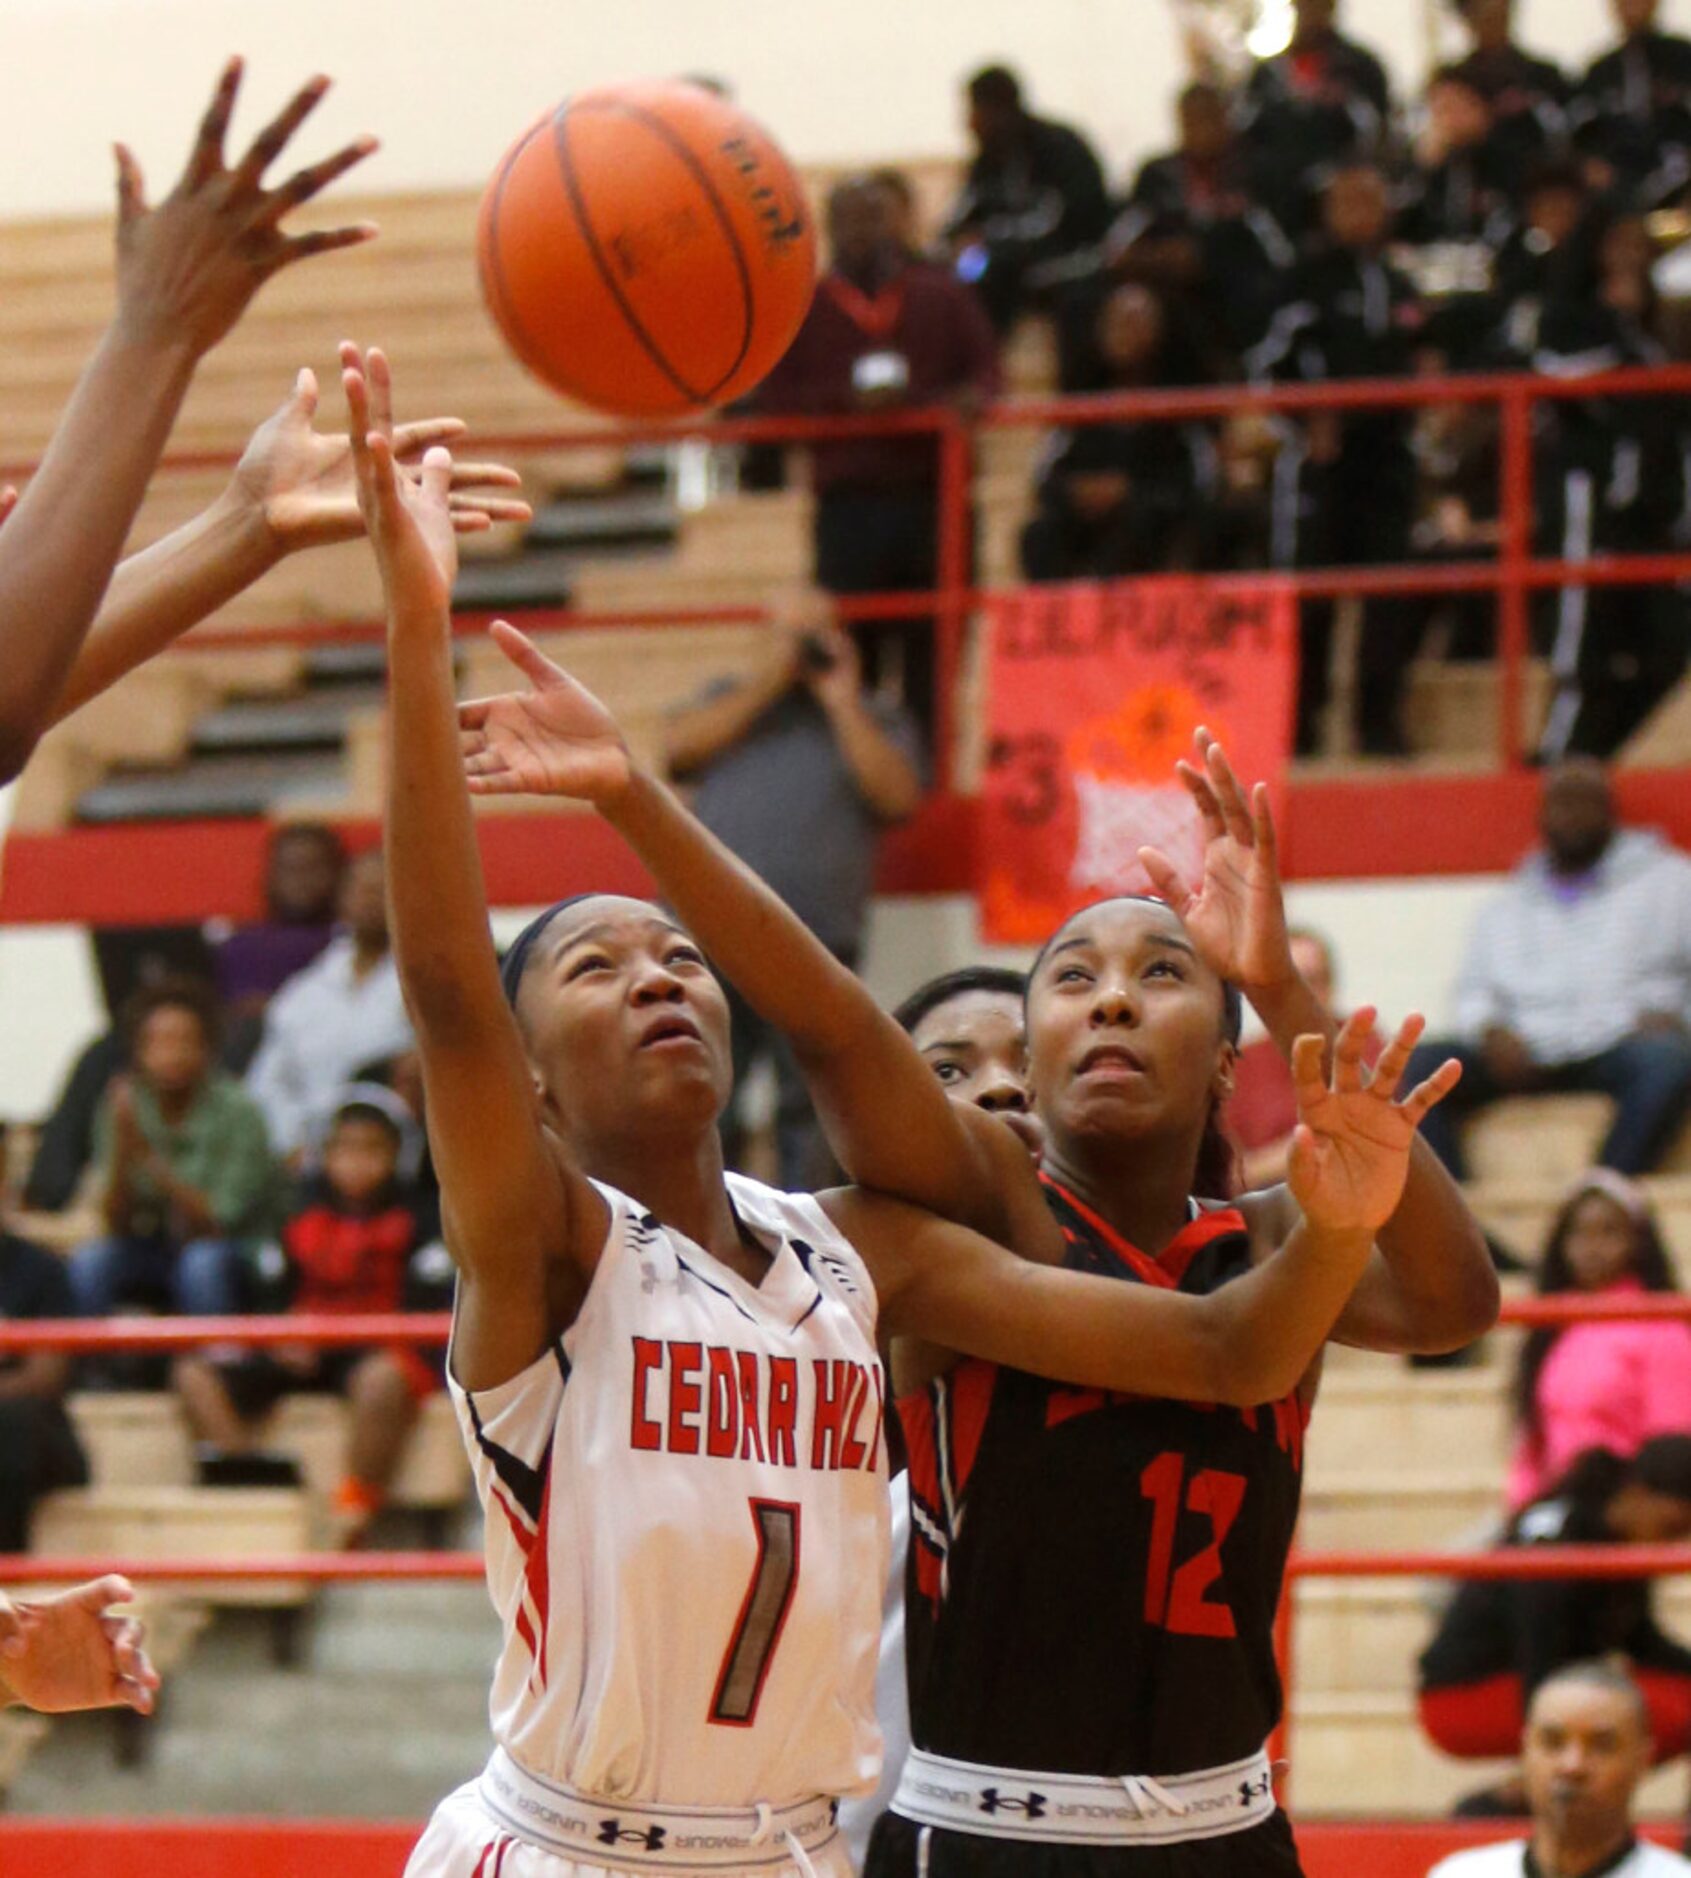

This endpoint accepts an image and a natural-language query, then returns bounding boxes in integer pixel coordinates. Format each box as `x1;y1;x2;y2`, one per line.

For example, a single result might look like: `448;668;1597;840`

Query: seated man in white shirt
1429;1661;1691;1878
1406;760;1691;1177
245;848;414;1163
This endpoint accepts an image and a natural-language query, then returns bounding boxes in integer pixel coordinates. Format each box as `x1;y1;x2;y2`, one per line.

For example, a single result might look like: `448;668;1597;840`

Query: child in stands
174;1089;438;1542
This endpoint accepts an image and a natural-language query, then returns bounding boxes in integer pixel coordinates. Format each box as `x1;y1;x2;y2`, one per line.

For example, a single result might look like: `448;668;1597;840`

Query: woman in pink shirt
1508;1169;1691;1510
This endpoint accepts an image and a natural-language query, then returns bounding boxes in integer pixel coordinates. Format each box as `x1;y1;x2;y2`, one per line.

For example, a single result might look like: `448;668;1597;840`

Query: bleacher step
189;687;387;755
74;752;348;824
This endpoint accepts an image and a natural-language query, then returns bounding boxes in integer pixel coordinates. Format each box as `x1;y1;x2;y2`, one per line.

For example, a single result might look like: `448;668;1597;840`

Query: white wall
0;0;1671;222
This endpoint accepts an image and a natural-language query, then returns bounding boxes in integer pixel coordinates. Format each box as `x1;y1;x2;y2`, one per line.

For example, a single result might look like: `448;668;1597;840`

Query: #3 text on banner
980;577;1298;945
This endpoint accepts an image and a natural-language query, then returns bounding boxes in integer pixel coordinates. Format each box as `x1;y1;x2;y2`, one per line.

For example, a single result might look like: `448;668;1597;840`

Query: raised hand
459;621;635;808
0;489;17;530
1138;727;1293;992
0;1578;159;1716
1287;1011;1462;1239
229;357;530;555
114;59;378;358
346;345;458;617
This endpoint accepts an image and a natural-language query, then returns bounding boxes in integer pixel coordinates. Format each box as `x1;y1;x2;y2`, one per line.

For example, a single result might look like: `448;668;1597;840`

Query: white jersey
451;1173;888;1812
1429;1840;1691;1878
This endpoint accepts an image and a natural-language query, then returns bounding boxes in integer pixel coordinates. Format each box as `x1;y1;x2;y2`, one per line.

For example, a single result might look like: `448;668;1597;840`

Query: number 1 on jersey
710;1498;801;1726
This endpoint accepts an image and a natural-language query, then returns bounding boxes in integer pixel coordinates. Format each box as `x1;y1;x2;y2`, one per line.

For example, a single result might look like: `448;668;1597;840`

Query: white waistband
891;1745;1277;1847
477;1747;841;1871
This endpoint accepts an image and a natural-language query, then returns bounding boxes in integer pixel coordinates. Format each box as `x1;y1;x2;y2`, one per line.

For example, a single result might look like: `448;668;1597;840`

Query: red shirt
283;1199;419;1316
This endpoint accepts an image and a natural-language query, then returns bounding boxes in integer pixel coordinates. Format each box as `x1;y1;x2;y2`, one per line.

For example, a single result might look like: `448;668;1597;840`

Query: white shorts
406;1780;856;1878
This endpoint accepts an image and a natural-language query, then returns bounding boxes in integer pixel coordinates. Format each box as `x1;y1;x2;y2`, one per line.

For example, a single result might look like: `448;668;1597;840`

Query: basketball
476;82;818;417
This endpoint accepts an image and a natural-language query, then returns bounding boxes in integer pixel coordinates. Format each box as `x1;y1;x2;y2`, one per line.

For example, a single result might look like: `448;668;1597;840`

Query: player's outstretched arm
0;1579;159;1716
457;622;1036;1234
351;349;606;1392
1140;730;1499;1355
0;60;379;785
836;1011;1461;1404
50;353;529;722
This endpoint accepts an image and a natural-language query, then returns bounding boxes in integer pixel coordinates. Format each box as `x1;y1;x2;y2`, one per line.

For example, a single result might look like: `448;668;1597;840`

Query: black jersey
898;1176;1306;1777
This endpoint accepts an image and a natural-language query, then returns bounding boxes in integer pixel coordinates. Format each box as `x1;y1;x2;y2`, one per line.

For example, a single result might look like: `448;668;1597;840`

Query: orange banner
980;579;1297;944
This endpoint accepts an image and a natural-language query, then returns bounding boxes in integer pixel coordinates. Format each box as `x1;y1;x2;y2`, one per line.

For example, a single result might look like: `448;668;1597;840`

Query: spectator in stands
869;166;923;260
174;1088;437;1544
942;65;1112;333
1404;760;1691;1180
1446;0;1571;165
1402;67;1523;249
1491;159;1596;358
1020;286;1220;582
212;821;347;1073
70;979;274;1326
0;1127;89;1553
1573;0;1691;206
245;847;413;1163
1532;203;1688;762
756;175;999;739
1419;1440;1691;1792
1251;161;1426;755
664;591;922;1189
1101;82;1294;370
1426;1661;1691;1875
1509;1171;1691;1513
1228;927;1373;1188
1236;0;1393;238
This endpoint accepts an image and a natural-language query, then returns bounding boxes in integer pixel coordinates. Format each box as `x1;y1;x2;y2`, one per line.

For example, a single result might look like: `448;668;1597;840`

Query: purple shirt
214;922;336;1006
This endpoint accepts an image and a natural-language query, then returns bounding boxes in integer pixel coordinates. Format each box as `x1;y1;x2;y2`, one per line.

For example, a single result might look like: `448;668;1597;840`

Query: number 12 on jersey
1139;1451;1245;1639
710;1499;802;1726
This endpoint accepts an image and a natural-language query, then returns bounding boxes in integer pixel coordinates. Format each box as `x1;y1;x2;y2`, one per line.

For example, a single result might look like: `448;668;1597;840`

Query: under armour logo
597;1819;667;1851
978;1788;1047;1819
1238;1771;1273;1807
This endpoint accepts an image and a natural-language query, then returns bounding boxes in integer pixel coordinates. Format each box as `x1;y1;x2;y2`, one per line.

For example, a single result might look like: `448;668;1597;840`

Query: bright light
1246;0;1296;58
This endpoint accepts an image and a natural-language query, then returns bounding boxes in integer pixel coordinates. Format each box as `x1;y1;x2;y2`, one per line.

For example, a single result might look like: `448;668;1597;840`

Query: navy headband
499;894;604;1009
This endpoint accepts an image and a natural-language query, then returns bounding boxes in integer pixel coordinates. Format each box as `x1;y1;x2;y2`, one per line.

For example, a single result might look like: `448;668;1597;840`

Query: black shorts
219;1348;371;1422
863;1808;1304;1878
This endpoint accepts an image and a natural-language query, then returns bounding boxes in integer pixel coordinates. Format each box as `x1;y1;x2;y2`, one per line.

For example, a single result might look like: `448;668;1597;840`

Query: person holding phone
662;590;923;1189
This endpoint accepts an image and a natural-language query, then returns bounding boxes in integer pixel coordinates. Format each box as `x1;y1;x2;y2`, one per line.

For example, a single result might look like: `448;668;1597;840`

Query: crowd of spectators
757;0;1691;762
0;826;446;1549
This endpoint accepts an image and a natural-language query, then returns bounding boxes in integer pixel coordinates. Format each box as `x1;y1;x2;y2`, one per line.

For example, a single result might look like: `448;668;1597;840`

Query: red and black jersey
898;1174;1307;1777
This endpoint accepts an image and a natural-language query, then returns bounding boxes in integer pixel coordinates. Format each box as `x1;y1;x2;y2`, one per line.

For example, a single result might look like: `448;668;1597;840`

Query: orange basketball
477;82;818;417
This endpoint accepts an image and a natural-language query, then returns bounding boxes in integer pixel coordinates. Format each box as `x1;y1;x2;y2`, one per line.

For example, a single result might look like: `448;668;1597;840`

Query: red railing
7;1289;1691;1806
99;359;1691;781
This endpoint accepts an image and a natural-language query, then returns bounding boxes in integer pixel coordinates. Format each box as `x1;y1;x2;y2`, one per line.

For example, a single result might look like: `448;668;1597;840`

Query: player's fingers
443;460;526;490
270;222;380;276
490;618;564;688
259;130;380;219
1289;1033;1327;1107
183;57;243;186
0;487;19;527
419;444;453;507
1367;1011;1426;1104
342;363;372;463
449;513;494;536
229;73;330;191
463;744;509;777
1332;1006;1374;1095
113;143;147;227
1400;1055;1464;1126
1251;783;1281;876
1205;737;1255;846
366;347;395;440
391;417;468;456
466;766;523;795
289;365;319;422
1286;1121;1321;1192
65;1574;135;1616
1174;759;1227;843
1136;847;1192;916
448;495;533;524
456;698;493;731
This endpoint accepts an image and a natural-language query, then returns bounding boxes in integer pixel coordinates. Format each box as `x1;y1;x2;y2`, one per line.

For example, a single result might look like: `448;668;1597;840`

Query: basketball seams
479;116;605;404
550;98;760;406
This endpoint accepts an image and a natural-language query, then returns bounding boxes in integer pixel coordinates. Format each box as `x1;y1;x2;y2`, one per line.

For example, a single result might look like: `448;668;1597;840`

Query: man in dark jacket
1572;0;1691;205
942;65;1111;332
1238;0;1393;237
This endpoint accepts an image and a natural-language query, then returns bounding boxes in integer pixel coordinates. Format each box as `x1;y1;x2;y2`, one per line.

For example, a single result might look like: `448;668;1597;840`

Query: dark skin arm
1141;732;1499;1356
349;349;607;1393
0;61;378;783
458;627;1035;1240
